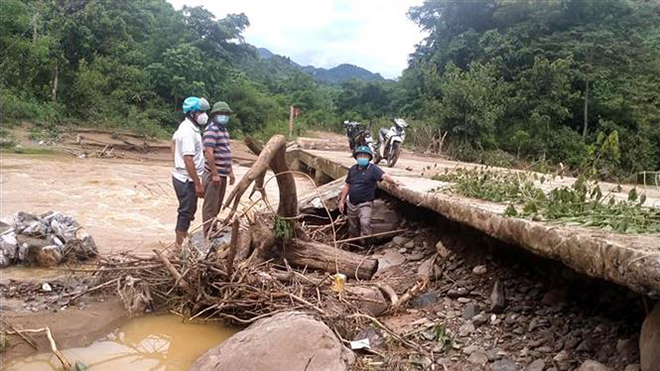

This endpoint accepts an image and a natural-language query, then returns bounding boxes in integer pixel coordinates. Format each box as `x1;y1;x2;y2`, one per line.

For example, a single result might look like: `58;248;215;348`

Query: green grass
433;167;660;234
0;146;57;155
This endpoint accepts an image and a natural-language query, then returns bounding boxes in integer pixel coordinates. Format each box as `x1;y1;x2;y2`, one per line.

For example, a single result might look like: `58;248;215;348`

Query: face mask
214;115;230;125
196;113;208;125
357;158;369;167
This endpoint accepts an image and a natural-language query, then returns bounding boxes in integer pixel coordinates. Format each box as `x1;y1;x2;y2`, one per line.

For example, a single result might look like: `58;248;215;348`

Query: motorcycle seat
379;127;389;139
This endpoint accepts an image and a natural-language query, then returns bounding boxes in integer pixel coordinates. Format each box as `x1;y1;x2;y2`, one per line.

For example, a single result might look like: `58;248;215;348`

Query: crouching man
338;146;401;249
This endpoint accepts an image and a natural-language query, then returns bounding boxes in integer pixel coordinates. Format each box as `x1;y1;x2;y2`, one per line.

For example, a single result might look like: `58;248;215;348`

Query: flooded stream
6;315;237;371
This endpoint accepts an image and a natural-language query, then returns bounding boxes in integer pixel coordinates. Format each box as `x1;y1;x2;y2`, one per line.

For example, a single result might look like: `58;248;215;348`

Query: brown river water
5;314;237;370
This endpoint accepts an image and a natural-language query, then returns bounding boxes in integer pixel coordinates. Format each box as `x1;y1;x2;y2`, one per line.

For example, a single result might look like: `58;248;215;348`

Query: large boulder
190;312;354;371
640;301;660;371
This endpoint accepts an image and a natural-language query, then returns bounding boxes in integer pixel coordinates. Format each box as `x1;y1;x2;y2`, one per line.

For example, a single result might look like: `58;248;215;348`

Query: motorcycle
343;121;379;160
374;118;408;167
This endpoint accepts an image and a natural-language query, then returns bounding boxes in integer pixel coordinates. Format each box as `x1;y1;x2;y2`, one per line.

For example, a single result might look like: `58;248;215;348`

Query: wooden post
288;105;295;137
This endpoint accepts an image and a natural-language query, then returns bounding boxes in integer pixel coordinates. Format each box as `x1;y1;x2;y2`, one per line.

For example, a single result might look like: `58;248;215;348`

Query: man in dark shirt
338;146;401;249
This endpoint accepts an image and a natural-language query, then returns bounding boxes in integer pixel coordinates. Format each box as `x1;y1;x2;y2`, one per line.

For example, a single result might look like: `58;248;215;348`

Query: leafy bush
0;92;65;125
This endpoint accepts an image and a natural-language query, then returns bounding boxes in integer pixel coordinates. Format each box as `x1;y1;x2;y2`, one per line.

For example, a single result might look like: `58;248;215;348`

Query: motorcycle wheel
387;142;401;167
373;151;382;164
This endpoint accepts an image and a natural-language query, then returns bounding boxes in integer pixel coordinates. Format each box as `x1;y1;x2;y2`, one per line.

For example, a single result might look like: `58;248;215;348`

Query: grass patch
433;167;660;234
1;146;57;155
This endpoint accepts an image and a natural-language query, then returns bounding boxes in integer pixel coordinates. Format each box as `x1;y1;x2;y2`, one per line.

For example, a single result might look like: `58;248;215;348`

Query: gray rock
576;339;592;352
410;291;439;308
472;314;488;327
436;241;450;258
417;257;441;279
641;301;660;371
190;311;353;371
525;359;546;371
392;236;409;246
404;240;415;249
0;221;11;234
462;344;480;355
553;350;570;363
487;347;503;361
490;280;506;313
407;253;424;261
377;250;406;272
0;232;17;267
346;286;388;317
20;220;49;237
467;349;489;366
623;365;640;371
459;322;475;337
492;359;519;371
462;303;479;320
409;354;432;368
448;288;469;298
473;265;487;275
616;337;637;362
577;360;611;371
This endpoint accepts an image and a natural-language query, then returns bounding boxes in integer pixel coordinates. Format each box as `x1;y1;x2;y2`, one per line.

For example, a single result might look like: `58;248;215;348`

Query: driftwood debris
285;239;377;280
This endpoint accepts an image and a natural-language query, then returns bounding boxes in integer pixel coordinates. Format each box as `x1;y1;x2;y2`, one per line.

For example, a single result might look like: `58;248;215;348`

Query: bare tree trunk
32;13;38;44
284;239;378;280
51;62;59;102
582;77;589;138
223;135;297;221
244;137;267;200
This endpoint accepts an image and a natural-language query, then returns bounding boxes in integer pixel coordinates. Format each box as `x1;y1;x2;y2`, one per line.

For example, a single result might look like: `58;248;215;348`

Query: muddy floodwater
6;315;237;370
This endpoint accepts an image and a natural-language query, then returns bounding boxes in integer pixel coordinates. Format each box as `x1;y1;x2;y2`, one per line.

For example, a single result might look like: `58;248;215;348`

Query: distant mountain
256;47;386;84
256;47;276;60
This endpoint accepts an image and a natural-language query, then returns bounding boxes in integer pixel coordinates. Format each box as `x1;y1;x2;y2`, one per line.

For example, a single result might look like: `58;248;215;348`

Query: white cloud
167;0;427;79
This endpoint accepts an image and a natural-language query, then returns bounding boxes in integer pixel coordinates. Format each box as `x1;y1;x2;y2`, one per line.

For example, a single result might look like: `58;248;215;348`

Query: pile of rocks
0;211;97;267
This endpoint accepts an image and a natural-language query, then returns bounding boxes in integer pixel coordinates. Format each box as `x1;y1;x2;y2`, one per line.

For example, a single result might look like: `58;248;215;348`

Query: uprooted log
244;137;267;201
223;134;298;221
283;239;377;280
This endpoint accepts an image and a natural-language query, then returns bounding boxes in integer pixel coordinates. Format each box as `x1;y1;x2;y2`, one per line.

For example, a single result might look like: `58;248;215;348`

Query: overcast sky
168;0;427;79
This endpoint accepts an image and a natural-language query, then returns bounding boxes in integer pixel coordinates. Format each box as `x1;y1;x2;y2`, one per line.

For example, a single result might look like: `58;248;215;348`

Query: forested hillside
1;0;659;177
398;0;660;175
0;0;340;136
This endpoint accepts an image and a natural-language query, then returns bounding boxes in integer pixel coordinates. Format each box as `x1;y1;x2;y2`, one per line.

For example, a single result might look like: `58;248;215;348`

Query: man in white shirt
171;96;210;249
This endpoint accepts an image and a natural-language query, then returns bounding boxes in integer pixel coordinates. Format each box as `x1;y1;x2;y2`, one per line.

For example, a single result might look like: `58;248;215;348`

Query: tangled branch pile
87;135;421;355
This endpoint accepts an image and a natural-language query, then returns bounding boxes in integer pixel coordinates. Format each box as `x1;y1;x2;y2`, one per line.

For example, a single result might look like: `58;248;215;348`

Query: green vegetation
400;0;660;177
2;0;659;178
434;168;660;234
0;0;342;138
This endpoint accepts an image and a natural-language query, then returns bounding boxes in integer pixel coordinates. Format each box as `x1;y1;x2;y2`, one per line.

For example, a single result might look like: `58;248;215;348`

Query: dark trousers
202;172;228;236
172;177;198;232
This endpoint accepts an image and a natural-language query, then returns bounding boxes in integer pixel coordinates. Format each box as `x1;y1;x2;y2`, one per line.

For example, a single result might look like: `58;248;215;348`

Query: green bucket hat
211;101;232;114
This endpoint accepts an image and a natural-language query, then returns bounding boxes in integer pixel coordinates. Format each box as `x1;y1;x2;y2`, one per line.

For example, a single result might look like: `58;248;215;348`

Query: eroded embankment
292;149;660;298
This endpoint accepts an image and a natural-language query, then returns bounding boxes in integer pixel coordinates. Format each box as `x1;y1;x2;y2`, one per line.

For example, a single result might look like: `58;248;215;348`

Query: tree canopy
1;0;658;176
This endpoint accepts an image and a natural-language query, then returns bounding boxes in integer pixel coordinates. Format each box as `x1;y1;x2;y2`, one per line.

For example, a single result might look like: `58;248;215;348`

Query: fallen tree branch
153;249;195;296
224;135;297;222
6;327;72;369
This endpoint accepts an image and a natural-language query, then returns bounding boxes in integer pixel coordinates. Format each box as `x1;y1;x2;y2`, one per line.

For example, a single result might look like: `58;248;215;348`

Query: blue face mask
357;158;369;167
214;115;230;125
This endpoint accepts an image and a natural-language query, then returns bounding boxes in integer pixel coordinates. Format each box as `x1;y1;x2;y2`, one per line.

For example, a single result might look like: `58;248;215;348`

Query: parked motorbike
343;121;378;159
374;118;408;167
